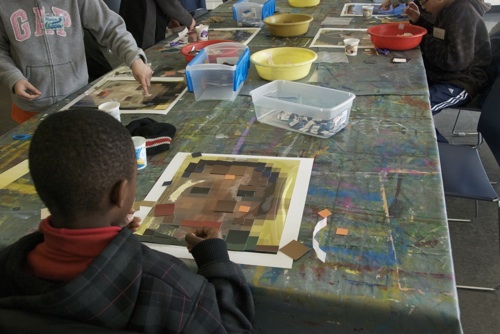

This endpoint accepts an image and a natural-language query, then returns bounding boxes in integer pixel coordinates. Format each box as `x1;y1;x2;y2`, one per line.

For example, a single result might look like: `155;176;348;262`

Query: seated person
405;0;491;142
120;0;197;49
0;109;254;333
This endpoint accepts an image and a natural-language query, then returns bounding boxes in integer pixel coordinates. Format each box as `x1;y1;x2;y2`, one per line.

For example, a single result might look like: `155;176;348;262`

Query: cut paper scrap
154;203;175;216
0;159;29;189
180;220;223;229
336;227;349;236
239;205;251;213
318;208;332;218
214;200;237;213
280;240;311;260
313;217;328;262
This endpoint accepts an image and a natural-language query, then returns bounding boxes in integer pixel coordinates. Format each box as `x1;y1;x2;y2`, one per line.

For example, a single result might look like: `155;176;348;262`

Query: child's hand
189;18;196;32
405;2;420;23
185;227;223;252
379;0;393;10
14;79;41;100
130;58;153;97
124;209;142;232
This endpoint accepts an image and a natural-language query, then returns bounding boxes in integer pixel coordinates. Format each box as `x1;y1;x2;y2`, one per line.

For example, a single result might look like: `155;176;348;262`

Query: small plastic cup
98;101;121;122
344;38;360;56
195;24;209;41
362;5;374;18
132;136;147;170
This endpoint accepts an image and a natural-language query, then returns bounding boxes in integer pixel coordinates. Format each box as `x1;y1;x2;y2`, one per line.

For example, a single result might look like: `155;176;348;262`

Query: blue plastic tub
232;0;275;27
186;42;250;101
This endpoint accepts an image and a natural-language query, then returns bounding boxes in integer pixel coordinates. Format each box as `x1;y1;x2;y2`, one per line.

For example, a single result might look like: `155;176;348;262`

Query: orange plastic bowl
367;23;427;50
180;40;234;62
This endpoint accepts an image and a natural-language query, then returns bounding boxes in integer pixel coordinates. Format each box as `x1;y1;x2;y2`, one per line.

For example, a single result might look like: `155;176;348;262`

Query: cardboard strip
313;217;328;262
0;160;29;189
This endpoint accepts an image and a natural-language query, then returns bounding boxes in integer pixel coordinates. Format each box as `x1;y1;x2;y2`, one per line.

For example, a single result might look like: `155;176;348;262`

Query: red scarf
27;218;121;281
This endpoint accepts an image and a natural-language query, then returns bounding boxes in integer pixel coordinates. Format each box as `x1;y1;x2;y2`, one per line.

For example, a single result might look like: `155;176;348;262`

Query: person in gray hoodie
0;0;153;123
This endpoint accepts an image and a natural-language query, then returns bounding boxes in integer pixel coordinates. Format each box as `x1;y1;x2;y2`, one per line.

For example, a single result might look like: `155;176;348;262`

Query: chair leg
456;285;498;291
498;200;500;256
451;109;479;137
455;201;500;292
448;200;479;222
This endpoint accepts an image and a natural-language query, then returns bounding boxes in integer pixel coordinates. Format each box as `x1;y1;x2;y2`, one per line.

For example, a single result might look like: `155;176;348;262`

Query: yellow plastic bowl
250;47;317;81
289;0;320;7
263;14;313;37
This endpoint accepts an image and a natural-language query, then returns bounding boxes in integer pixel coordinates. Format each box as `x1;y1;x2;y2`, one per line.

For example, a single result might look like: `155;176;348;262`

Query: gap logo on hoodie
10;6;71;42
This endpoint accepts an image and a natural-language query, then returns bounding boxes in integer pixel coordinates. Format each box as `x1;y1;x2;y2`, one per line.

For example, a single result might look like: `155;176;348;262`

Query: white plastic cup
362;5;374;18
344;38;360;56
132;136;147;170
98;101;121;122
195;24;209;41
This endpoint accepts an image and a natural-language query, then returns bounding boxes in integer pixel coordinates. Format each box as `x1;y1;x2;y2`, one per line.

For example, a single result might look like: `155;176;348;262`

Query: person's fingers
185;232;202;245
143;69;153;96
25;82;41;96
142;83;150;97
15;81;41;100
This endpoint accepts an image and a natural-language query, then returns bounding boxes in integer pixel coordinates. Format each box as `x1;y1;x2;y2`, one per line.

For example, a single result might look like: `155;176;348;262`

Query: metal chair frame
439;76;500;292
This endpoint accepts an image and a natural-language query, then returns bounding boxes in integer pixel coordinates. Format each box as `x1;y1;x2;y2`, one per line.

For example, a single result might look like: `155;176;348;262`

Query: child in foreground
0;109;254;333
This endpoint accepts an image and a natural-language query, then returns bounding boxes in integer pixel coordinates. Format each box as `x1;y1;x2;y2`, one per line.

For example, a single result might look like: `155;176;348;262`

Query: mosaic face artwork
62;78;186;114
135;154;301;254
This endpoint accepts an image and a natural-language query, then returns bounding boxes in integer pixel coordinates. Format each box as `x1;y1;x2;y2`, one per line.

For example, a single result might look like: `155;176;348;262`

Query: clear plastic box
249;80;356;138
232;0;275;27
186;42;250;101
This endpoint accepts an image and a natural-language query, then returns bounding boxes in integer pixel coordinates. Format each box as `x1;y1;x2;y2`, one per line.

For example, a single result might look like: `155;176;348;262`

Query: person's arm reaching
130;58;152;96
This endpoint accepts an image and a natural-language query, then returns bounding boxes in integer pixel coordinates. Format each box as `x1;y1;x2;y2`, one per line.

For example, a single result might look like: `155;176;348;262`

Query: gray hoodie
0;0;145;112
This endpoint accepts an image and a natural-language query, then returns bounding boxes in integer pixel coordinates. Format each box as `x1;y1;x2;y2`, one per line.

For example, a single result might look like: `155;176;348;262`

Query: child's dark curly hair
28;109;135;224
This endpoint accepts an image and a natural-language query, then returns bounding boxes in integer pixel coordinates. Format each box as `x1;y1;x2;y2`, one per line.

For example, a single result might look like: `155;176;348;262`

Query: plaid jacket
0;228;254;333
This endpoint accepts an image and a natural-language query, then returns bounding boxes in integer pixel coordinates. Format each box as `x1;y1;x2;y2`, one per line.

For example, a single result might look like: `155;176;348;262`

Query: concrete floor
1;9;499;334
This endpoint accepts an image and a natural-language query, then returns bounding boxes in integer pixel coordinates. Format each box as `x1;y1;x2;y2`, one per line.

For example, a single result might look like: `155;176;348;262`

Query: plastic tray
249;80;356;138
232;0;275;27
186;42;250;101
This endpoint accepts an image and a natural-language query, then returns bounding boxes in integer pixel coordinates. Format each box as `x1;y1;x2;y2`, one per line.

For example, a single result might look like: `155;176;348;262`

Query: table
0;0;462;333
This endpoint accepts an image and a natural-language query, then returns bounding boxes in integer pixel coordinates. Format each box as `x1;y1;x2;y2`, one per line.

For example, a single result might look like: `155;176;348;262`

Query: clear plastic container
232;0;275;27
186;43;250;101
249;80;356;138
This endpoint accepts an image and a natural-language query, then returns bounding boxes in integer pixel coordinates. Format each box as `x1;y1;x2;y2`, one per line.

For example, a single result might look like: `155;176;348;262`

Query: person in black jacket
406;0;491;142
120;0;197;49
